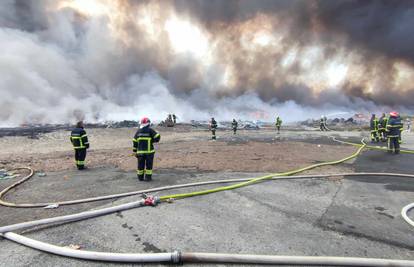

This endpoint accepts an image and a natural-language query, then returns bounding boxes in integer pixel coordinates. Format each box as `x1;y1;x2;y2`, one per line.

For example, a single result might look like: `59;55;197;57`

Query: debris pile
159;114;177;127
104;120;139;128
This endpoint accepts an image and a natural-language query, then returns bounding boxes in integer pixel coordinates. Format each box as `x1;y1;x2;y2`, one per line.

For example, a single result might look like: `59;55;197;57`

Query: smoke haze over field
0;0;414;126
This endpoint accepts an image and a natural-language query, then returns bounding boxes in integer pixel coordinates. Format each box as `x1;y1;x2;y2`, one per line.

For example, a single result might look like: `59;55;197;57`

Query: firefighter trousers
137;154;154;181
378;129;387;141
370;130;379;142
387;137;400;154
75;149;87;170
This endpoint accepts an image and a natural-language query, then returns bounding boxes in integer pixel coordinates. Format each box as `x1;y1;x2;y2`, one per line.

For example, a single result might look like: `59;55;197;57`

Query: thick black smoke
317;0;414;64
170;0;414;108
173;0;414;64
0;0;413;126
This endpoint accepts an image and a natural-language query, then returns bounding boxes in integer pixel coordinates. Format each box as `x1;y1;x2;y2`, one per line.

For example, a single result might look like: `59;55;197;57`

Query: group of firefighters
208;116;283;140
70;112;407;181
71;117;160;182
370;111;404;154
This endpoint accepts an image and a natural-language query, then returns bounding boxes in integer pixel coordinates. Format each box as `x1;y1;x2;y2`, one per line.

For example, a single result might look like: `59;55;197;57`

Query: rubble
0;121;138;138
104;120;139;128
191;120;260;130
159;114;177;127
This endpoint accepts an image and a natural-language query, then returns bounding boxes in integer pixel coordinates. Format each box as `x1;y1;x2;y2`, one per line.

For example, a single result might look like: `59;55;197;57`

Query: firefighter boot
137;170;144;181
145;169;153;182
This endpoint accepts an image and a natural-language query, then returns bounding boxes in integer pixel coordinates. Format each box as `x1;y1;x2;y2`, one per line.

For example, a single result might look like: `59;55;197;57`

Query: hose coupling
171;250;182;264
143;195;160;206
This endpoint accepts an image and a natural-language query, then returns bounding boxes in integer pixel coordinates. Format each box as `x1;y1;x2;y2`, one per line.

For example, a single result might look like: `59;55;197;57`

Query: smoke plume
0;0;413;126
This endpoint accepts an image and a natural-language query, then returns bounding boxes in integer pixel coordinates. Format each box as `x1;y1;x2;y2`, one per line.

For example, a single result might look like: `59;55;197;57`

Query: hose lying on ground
159;140;366;201
402;202;414;228
3;169;414;208
2;231;414;267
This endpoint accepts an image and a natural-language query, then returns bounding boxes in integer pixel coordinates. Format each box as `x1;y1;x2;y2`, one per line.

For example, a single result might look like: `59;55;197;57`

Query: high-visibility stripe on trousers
137;153;154;180
74;149;87;170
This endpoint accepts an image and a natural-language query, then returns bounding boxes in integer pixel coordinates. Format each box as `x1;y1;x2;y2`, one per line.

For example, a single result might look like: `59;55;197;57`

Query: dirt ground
0;126;356;174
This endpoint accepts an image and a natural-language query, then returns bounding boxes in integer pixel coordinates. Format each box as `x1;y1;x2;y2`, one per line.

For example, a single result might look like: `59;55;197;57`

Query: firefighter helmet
389;111;399;117
140;117;151;128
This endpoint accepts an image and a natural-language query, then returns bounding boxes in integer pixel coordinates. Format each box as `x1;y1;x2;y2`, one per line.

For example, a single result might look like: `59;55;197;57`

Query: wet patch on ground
348;149;414;192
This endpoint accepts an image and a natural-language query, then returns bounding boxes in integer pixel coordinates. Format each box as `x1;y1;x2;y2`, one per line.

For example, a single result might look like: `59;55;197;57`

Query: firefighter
70;121;89;170
386;111;403;154
232;119;238;134
172;114;177;125
320;116;328;131
210;117;218;140
275;116;282;134
398;114;403;144
378;113;388;142
133;117;160;181
369;114;380;142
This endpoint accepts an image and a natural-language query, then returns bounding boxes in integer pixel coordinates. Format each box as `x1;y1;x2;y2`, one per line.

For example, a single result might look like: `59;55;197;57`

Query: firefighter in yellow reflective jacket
369;114;379;142
133;117;160;181
70;121;89;170
210;117;218;140
275;116;282;134
378;113;388;142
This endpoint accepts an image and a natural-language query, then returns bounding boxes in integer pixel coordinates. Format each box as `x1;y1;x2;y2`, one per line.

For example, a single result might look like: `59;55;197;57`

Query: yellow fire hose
330;136;414;154
159;141;366;201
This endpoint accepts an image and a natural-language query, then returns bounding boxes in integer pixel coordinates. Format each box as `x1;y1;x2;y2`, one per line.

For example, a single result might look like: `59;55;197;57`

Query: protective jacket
211;119;218;129
386;117;403;137
378;116;388;130
70;128;89;149
133;126;160;155
232;120;238;129
370;117;379;131
276;117;282;126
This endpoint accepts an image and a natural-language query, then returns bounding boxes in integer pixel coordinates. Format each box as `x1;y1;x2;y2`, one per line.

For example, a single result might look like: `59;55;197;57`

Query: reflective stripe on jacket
133;126;160;154
370;118;379;131
386;117;403;137
70;128;89;149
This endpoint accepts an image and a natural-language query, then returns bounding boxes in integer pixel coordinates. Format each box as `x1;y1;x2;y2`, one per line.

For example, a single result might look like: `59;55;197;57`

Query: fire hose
0;138;414;266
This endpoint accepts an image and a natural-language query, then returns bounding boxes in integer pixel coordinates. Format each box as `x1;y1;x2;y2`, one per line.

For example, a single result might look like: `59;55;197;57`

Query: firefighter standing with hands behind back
133;117;160;181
